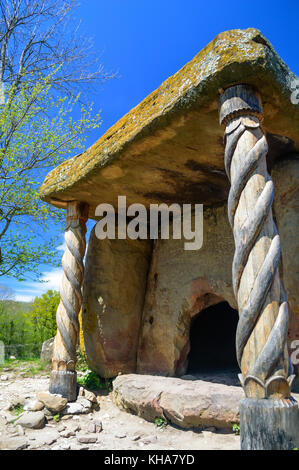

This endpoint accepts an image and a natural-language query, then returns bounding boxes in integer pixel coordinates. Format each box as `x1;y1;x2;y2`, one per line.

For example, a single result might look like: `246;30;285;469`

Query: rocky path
0;374;240;451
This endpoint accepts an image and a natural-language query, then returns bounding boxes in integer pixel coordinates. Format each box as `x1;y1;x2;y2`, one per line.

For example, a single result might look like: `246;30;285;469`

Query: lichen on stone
40;28;299;211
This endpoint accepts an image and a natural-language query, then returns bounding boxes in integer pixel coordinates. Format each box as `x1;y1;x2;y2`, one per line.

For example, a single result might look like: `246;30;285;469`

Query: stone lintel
40;28;299;218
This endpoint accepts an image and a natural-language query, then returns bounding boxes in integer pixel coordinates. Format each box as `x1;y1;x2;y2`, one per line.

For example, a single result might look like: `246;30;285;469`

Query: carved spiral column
219;85;298;449
49;201;89;401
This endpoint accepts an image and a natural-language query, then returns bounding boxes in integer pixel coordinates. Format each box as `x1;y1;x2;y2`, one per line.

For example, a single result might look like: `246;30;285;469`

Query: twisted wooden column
49;201;88;401
219;85;298;449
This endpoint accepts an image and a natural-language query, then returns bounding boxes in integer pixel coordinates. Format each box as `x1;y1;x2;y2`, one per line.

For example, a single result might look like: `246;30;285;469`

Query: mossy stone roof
40;28;299;218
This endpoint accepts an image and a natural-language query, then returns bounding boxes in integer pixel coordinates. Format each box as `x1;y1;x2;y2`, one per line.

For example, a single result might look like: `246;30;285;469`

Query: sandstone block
80;227;151;377
113;374;243;429
37;392;67;413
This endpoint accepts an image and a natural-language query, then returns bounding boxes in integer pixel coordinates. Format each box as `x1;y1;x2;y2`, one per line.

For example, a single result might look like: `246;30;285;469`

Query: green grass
76;351;90;373
76;352;113;392
77;370;113;392
0;357;51;376
0;357;18;370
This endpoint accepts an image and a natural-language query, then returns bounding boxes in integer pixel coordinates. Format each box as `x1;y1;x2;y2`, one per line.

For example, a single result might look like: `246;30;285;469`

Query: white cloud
39;268;62;291
14;267;62;302
56;242;66;252
15;294;39;303
12;232;90;303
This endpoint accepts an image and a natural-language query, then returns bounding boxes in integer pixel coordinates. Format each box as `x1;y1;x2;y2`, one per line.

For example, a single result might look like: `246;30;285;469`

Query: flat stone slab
113;374;244;429
0;436;28;450
40;28;299;215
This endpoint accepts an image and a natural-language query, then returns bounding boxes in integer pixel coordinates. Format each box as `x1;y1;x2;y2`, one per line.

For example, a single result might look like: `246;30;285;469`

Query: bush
77;371;113;392
0;290;59;359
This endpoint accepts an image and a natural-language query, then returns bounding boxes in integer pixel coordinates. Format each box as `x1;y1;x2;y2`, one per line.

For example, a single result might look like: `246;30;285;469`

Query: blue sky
2;0;299;302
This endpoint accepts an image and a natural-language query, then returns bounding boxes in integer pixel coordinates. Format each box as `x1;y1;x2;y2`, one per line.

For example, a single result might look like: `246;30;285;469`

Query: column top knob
219;84;263;126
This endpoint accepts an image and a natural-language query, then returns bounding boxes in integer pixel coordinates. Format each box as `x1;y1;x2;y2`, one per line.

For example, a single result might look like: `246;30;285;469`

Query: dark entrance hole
187;301;240;374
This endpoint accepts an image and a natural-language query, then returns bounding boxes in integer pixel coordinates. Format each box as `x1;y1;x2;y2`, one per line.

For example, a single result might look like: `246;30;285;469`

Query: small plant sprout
13;404;24;416
232;423;240;435
154;416;168;428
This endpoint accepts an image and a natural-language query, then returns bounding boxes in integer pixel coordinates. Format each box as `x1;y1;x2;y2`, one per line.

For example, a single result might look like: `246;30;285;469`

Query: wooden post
219;85;299;450
49;201;89;401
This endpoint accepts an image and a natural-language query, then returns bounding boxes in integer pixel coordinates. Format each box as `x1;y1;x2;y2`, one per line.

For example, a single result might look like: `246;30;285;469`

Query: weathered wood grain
220;85;298;449
220;85;291;400
49;201;88;401
240;397;299;450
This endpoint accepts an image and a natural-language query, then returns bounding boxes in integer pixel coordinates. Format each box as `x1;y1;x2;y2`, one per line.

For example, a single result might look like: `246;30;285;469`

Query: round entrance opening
187;301;240;375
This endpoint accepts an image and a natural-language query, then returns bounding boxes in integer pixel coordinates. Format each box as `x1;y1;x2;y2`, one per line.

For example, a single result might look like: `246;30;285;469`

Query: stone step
112;373;244;430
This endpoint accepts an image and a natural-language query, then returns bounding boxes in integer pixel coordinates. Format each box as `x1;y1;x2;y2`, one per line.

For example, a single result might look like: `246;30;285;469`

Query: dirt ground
0;368;240;450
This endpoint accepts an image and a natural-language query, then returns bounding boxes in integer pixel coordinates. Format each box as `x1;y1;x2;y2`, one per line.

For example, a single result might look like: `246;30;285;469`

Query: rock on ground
0;375;242;450
26;429;60;448
37;392;67;413
24;399;44;412
16;411;45;429
77;434;98;444
0;436;28;450
113;374;244;429
40;337;54;363
62;397;92;415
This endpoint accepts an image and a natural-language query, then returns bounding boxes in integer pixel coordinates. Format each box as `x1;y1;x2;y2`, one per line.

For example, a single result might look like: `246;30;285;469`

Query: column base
240;397;299;450
49;370;78;402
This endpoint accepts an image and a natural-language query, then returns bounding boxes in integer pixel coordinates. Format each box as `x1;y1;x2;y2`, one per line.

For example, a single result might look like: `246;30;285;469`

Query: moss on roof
40;28;299;215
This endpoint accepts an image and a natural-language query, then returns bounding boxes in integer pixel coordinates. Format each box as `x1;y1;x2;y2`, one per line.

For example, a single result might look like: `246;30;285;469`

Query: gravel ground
0;374;240;450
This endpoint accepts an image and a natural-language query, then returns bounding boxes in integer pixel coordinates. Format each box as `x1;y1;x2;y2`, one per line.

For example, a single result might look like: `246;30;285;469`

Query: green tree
26;289;59;347
0;293;31;357
0;287;59;358
0;69;101;279
0;0;114;280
